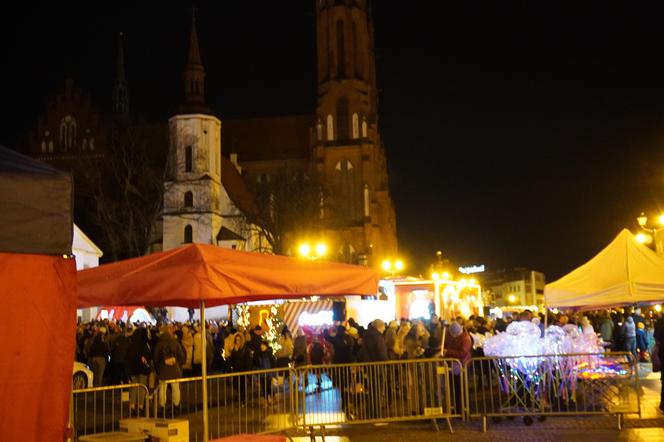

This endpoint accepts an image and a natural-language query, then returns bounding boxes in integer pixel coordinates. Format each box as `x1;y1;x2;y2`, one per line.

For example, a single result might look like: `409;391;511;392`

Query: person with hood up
153;324;186;413
360;319;388;362
384;320;399;360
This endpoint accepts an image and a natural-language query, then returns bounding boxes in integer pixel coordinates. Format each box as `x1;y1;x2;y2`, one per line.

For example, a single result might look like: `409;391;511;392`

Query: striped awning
283;300;335;336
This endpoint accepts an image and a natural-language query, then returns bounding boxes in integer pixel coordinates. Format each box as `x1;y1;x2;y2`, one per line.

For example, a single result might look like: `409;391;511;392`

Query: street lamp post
636;212;664;256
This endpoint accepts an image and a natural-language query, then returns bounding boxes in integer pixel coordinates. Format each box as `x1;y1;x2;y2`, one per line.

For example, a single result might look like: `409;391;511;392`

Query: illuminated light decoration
508;294;517;303
458;264;485;274
381;260;392;271
264;304;284;355
395;260;404;271
442;272;450;280
236;304;250;329
442;284;458;304
298;310;334;327
459;301;471;319
432;272;440;280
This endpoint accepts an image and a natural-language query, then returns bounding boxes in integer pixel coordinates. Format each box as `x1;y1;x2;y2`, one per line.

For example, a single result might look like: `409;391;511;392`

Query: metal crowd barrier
464;352;641;431
69;383;150;439
154;367;296;441
293;358;465;433
69;353;644;440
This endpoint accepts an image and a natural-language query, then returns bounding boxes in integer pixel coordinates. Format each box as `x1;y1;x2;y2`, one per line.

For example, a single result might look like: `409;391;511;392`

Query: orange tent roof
77;244;379;308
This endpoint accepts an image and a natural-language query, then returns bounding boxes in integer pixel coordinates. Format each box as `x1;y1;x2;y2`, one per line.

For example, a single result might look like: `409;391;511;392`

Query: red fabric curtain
0;253;76;442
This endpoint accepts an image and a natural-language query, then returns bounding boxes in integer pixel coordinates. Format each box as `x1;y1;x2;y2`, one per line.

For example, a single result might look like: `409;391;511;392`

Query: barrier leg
482;415;487;433
617;413;623;431
445;417;453;433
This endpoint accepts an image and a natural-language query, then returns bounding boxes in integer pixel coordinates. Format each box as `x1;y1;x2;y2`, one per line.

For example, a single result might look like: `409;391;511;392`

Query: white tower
163;14;223;251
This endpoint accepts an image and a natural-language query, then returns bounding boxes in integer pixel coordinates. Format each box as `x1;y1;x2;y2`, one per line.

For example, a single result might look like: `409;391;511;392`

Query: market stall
545;229;664;309
77;244;378;441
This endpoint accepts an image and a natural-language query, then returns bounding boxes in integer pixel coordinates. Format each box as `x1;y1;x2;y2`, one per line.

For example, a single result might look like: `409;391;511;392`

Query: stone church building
23;0;397;268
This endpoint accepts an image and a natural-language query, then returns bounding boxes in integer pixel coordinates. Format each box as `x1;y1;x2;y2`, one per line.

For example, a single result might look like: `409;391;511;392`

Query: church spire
112;32;129;119
180;9;210;114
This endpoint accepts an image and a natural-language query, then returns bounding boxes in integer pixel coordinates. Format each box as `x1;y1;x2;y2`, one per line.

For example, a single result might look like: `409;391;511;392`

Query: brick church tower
312;0;397;265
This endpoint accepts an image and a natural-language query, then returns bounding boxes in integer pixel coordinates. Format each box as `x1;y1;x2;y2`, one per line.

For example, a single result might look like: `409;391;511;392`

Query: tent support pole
201;300;209;442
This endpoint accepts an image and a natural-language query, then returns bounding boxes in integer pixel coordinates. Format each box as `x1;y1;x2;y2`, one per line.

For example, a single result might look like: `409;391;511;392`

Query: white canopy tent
545;229;664;309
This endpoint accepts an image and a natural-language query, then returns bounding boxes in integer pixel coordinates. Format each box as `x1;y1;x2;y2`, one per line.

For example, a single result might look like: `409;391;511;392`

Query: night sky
3;2;664;280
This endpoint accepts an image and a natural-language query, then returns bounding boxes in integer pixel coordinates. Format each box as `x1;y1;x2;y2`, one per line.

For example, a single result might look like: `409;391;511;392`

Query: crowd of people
76;307;664;414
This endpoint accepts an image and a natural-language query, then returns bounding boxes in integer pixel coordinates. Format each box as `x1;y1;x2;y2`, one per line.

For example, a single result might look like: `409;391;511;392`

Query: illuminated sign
298;310;334;327
458;265;485;274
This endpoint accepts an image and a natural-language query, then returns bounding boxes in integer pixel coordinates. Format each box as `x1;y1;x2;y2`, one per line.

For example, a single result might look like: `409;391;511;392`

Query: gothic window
184;225;193;244
184;191;193;207
336;97;349;142
352;21;362;79
352;113;359;139
326;115;334;141
336;20;345;77
48;141;54;153
335;159;357;220
337;243;356;264
185;146;193;172
89;138;95;151
59;115;77;150
316;118;323;140
41;141;46;153
361;117;368;138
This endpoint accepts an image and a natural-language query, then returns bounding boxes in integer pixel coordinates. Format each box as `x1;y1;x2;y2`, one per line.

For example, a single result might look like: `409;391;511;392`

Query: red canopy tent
77;243;378;441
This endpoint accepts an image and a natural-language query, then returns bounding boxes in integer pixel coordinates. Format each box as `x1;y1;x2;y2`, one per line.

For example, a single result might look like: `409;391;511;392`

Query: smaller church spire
112;32;129;118
180;8;210;114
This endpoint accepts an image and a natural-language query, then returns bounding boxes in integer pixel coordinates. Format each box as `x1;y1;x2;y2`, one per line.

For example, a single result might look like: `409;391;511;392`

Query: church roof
216;226;245;242
221;114;314;161
220;154;258;216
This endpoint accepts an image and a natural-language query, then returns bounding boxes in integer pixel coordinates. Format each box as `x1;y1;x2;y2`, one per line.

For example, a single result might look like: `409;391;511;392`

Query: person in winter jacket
153;324;186;411
360;319;388;362
275;328;294;368
228;333;251;405
443;322;471;413
180;325;194;375
125;328;153;414
622;316;637;358
192;324;214;376
89;327;111;387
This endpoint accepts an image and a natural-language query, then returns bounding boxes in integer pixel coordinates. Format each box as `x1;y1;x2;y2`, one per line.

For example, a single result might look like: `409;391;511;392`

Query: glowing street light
382;258;405;276
636;233;650;244
508;294;517;304
298;241;327;259
636;212;664;256
315;242;327;257
298;243;311;257
655;304;662;313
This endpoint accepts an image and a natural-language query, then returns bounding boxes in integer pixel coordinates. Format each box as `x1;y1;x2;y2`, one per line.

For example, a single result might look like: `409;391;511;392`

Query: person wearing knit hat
443;321;471;414
448;321;463;338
